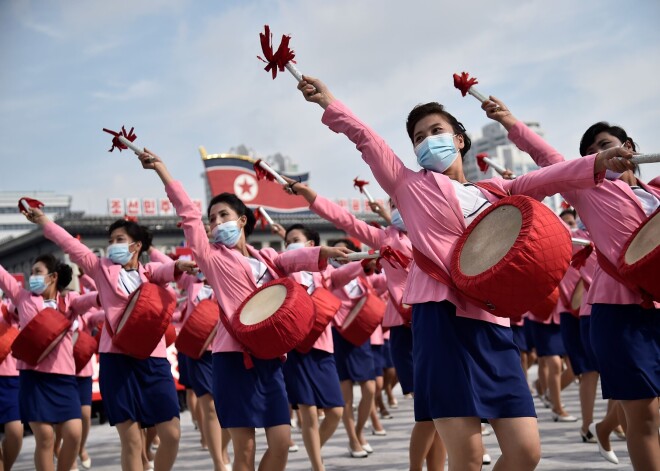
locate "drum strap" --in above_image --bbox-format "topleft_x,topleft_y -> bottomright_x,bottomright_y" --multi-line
594,248 -> 654,309
411,247 -> 495,312
473,181 -> 510,199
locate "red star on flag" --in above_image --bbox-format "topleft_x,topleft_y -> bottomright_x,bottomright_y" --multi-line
239,178 -> 253,196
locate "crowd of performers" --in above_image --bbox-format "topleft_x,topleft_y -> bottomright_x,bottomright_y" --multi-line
0,75 -> 658,471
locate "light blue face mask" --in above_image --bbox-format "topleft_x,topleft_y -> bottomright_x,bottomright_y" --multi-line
107,242 -> 136,265
286,242 -> 306,251
390,209 -> 407,232
414,133 -> 459,173
212,220 -> 242,247
29,274 -> 50,295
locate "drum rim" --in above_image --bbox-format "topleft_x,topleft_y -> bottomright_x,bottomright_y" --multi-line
343,294 -> 369,329
619,210 -> 659,267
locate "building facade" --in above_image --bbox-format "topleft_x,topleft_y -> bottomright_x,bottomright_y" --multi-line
0,191 -> 72,242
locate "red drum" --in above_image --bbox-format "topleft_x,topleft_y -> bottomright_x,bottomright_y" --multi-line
618,210 -> 659,301
296,287 -> 342,354
530,287 -> 559,321
339,292 -> 386,346
110,283 -> 176,359
450,195 -> 572,318
72,329 -> 99,374
175,299 -> 220,359
0,323 -> 19,364
11,308 -> 72,366
164,323 -> 177,347
232,278 -> 315,359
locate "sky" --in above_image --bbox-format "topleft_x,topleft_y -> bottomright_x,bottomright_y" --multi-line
1,0 -> 659,214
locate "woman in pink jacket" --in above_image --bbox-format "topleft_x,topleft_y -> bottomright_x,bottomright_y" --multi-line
133,149 -> 351,471
287,181 -> 446,470
293,75 -> 632,471
484,99 -> 658,469
0,255 -> 95,471
0,297 -> 22,471
22,212 -> 194,471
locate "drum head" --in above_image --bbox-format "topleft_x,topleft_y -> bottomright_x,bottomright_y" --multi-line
571,279 -> 584,311
344,296 -> 367,328
118,288 -> 141,333
460,204 -> 522,276
624,212 -> 659,265
37,331 -> 68,364
240,284 -> 287,326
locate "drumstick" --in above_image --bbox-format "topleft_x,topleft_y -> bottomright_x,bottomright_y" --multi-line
453,71 -> 488,103
631,153 -> 660,164
345,251 -> 380,261
477,154 -> 517,179
571,238 -> 592,247
256,160 -> 287,185
257,207 -> 275,226
20,199 -> 31,213
353,177 -> 376,203
118,135 -> 145,155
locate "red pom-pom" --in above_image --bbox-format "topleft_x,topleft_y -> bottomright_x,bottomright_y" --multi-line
253,159 -> 275,182
253,208 -> 268,229
257,25 -> 296,79
453,72 -> 479,97
353,177 -> 369,193
476,153 -> 489,172
18,197 -> 45,214
571,243 -> 594,270
102,126 -> 137,152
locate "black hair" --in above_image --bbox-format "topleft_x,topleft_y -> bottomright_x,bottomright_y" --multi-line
207,193 -> 256,237
406,102 -> 472,158
330,238 -> 359,252
34,254 -> 73,290
285,224 -> 320,246
559,208 -> 577,220
579,121 -> 638,156
108,219 -> 153,255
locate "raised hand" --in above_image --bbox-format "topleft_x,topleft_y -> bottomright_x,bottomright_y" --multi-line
482,96 -> 518,131
22,206 -> 50,226
297,75 -> 336,109
594,146 -> 635,174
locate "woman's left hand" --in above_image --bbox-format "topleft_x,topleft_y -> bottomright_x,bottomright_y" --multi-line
175,260 -> 199,275
319,246 -> 353,263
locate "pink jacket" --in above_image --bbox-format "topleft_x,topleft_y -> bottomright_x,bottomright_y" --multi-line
0,266 -> 98,375
0,300 -> 18,376
323,101 -> 603,325
508,122 -> 660,306
310,195 -> 411,327
76,307 -> 103,377
165,181 -> 328,353
42,222 -> 179,358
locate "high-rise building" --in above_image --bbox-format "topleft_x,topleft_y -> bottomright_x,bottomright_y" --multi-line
463,121 -> 563,213
0,192 -> 72,242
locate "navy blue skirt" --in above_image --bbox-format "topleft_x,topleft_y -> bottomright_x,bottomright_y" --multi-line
99,353 -> 180,428
371,345 -> 385,377
523,319 -> 536,350
283,349 -> 344,409
511,325 -> 529,353
559,313 -> 595,376
332,327 -> 375,383
590,304 -> 660,400
0,376 -> 20,424
189,351 -> 213,398
76,376 -> 93,407
528,320 -> 565,357
212,352 -> 290,428
19,370 -> 81,424
382,339 -> 395,369
580,316 -> 599,372
177,352 -> 192,389
389,326 -> 414,395
413,302 -> 535,421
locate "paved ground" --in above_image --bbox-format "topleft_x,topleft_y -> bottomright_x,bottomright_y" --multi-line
11,366 -> 632,470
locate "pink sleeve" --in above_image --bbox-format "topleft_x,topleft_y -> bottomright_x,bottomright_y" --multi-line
86,309 -> 106,326
368,272 -> 388,295
149,247 -> 172,264
0,264 -> 25,305
504,154 -> 603,200
80,274 -> 97,292
271,246 -> 326,275
146,261 -> 178,285
310,195 -> 385,249
507,121 -> 565,167
328,262 -> 364,289
69,292 -> 101,317
43,222 -> 101,277
321,100 -> 414,198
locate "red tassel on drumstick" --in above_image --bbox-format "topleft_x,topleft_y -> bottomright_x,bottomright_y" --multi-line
257,25 -> 303,82
18,197 -> 44,214
476,152 -> 516,179
253,207 -> 276,229
378,245 -> 411,270
253,159 -> 288,185
102,126 -> 143,154
353,177 -> 375,203
570,241 -> 594,269
453,71 -> 489,103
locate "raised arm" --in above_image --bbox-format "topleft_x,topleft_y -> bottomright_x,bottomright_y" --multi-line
0,264 -> 26,305
297,76 -> 411,196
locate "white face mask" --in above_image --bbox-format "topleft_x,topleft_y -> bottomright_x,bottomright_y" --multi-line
286,242 -> 307,251
605,143 -> 627,181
